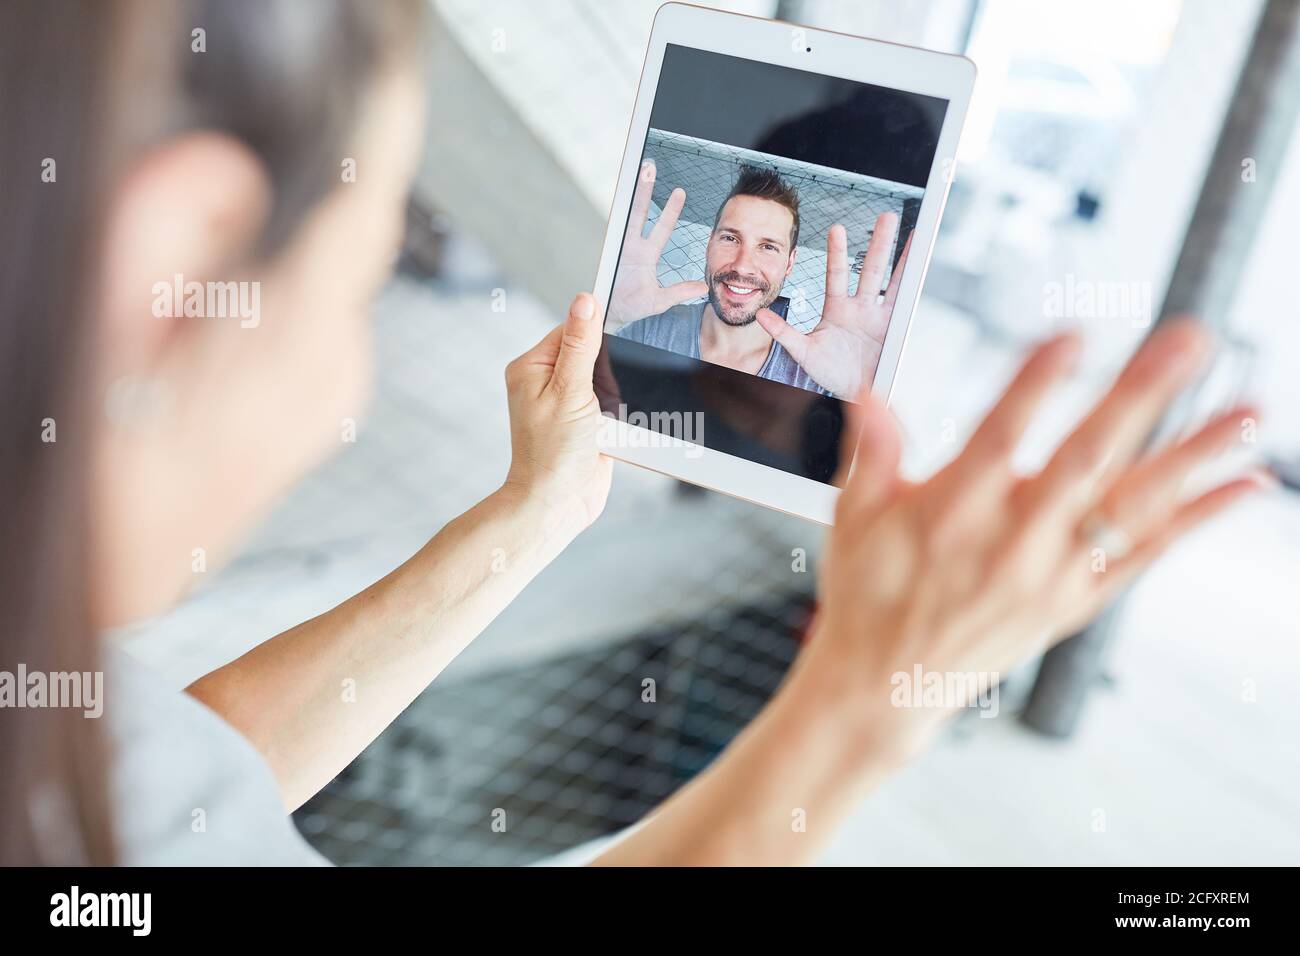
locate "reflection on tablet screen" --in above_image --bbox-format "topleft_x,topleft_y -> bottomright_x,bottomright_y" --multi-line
598,44 -> 948,485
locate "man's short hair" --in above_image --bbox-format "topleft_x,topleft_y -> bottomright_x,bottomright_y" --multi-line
714,165 -> 800,251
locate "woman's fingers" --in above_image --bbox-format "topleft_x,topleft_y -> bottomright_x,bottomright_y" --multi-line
830,392 -> 864,489
1104,473 -> 1269,590
834,388 -> 902,518
1097,404 -> 1259,542
938,332 -> 1080,501
837,330 -> 1078,520
856,212 -> 899,300
547,293 -> 601,404
1032,317 -> 1212,515
926,334 -> 1077,531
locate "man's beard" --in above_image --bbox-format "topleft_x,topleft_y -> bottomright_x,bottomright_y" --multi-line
707,270 -> 781,326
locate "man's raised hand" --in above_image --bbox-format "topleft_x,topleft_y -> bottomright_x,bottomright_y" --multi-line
607,160 -> 708,327
756,212 -> 909,398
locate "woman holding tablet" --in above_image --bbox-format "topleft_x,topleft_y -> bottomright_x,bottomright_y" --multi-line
0,0 -> 1264,866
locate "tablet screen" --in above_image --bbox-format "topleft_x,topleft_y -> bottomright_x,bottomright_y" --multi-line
597,43 -> 948,485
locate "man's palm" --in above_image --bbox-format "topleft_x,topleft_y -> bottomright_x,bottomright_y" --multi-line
608,161 -> 707,326
757,214 -> 909,398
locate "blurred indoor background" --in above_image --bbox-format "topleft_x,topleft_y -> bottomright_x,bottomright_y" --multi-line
119,0 -> 1300,865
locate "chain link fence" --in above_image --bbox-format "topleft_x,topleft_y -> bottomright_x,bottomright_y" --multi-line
296,582 -> 811,866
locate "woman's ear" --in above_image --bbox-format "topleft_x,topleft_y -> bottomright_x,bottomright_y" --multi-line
98,132 -> 271,378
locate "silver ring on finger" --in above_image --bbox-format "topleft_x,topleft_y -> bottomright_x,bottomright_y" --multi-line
1080,510 -> 1133,562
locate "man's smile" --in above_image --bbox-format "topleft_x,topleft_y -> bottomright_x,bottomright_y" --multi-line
713,271 -> 770,310
706,268 -> 779,327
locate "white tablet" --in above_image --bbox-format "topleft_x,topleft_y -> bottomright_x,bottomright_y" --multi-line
592,2 -> 975,524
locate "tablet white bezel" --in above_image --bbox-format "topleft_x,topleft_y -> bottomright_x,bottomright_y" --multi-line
592,1 -> 975,525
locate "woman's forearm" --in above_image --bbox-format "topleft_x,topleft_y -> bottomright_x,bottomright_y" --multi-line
187,485 -> 580,810
187,291 -> 611,814
591,650 -> 901,866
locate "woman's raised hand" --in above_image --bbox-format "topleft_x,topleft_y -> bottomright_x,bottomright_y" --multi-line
801,318 -> 1266,761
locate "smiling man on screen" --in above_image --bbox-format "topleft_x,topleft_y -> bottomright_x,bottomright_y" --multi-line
611,160 -> 910,400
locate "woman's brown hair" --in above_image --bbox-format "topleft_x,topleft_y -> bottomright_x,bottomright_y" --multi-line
0,0 -> 422,865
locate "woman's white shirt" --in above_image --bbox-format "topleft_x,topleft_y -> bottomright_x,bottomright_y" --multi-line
106,649 -> 329,866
